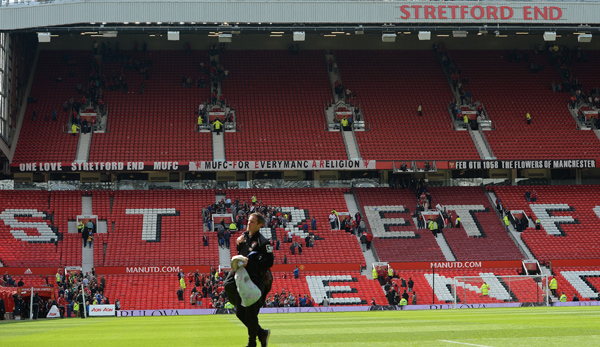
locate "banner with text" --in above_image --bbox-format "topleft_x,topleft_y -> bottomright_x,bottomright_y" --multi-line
390,260 -> 523,270
448,159 -> 596,170
89,305 -> 116,317
11,160 -> 377,172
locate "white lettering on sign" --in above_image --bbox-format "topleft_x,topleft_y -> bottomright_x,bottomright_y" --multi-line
0,209 -> 57,243
190,160 -> 375,171
424,273 -> 510,302
125,208 -> 178,242
443,205 -> 487,237
560,271 -> 600,299
125,266 -> 181,274
363,205 -> 415,238
530,204 -> 576,236
430,262 -> 482,269
306,275 -> 361,305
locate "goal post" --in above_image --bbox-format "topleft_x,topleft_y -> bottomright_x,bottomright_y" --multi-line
452,274 -> 549,308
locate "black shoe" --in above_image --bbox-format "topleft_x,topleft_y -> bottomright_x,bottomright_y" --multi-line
259,329 -> 270,347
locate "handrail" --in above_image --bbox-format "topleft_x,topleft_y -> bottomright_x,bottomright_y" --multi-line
350,125 -> 361,159
477,127 -> 496,159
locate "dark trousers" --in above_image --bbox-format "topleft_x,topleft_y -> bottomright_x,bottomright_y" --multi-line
32,304 -> 39,319
224,271 -> 267,346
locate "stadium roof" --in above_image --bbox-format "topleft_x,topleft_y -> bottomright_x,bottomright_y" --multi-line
0,0 -> 599,32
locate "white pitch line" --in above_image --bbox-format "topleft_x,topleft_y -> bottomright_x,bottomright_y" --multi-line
438,340 -> 493,347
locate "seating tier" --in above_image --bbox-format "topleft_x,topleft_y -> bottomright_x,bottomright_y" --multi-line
493,185 -> 600,263
220,50 -> 347,161
450,50 -> 600,160
335,50 -> 480,161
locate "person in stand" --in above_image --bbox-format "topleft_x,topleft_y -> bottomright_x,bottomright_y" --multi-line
82,226 -> 89,248
224,213 -> 273,347
0,296 -> 4,320
417,104 -> 423,116
481,282 -> 490,297
213,117 -> 224,135
559,292 -> 567,302
550,277 -> 558,297
526,112 -> 531,125
71,123 -> 80,136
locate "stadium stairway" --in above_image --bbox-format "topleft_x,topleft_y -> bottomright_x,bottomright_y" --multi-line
341,130 -> 361,160
486,190 -> 535,260
212,131 -> 225,161
216,193 -> 232,267
434,232 -> 456,261
74,132 -> 92,163
345,191 -> 375,276
324,53 -> 362,161
81,195 -> 94,274
468,129 -> 496,160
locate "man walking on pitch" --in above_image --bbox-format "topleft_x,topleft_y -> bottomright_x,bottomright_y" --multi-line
224,213 -> 274,347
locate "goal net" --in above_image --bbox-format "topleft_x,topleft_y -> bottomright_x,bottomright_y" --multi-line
452,274 -> 549,307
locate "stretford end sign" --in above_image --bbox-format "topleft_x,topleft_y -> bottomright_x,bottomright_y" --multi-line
397,4 -> 562,21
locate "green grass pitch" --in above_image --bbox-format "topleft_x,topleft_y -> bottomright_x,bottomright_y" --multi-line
2,307 -> 600,347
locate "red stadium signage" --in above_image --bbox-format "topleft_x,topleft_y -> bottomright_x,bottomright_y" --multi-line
390,260 -> 523,270
0,267 -> 60,275
95,266 -> 211,275
398,5 -> 562,21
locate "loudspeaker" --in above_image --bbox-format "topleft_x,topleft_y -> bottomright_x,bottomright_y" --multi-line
578,34 -> 592,43
219,33 -> 232,43
38,32 -> 51,43
543,32 -> 556,41
418,31 -> 431,41
167,31 -> 180,41
381,33 -> 396,42
293,32 -> 305,42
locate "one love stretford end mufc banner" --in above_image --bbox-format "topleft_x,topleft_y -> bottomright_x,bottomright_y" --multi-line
11,160 -> 377,172
10,159 -> 597,172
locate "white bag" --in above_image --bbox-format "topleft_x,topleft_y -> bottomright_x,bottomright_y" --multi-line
232,256 -> 261,307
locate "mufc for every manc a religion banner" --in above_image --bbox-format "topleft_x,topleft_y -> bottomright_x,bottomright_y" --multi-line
188,160 -> 377,171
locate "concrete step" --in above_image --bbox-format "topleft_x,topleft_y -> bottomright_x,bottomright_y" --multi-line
435,232 -> 456,261
74,132 -> 92,163
342,130 -> 361,160
212,131 -> 226,161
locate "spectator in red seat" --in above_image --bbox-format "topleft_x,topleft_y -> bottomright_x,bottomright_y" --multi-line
418,104 -> 423,116
329,212 -> 337,230
526,112 -> 531,125
531,190 -> 538,202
